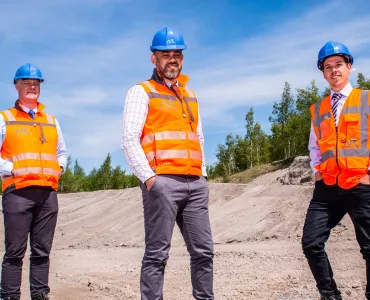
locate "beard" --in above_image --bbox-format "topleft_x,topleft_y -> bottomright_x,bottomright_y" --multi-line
158,63 -> 182,79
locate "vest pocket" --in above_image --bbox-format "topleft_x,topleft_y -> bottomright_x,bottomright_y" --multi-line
343,114 -> 360,143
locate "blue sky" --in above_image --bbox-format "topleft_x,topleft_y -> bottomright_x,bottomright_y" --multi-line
1,0 -> 370,173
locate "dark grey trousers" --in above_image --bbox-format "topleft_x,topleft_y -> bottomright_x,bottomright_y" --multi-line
1,187 -> 58,299
140,175 -> 214,300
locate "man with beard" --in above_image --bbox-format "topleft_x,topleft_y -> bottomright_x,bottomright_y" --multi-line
303,41 -> 370,300
121,27 -> 214,300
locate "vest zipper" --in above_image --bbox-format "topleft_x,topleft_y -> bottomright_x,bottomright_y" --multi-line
35,121 -> 44,177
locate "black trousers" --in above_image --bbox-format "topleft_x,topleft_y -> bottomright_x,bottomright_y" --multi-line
1,187 -> 58,299
302,180 -> 370,299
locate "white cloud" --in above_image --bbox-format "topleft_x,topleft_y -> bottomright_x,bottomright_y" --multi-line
2,0 -> 370,170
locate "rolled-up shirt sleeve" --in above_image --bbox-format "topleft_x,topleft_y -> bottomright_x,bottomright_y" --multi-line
121,85 -> 156,183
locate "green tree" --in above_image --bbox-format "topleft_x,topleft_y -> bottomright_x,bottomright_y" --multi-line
72,159 -> 86,192
357,73 -> 370,89
291,80 -> 322,155
95,153 -> 113,190
111,166 -> 126,189
58,155 -> 74,193
269,81 -> 295,159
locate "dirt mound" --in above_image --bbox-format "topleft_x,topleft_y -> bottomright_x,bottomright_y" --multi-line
0,158 -> 364,299
278,156 -> 314,185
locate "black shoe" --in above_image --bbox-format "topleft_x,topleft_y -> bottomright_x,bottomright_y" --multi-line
1,297 -> 19,300
31,293 -> 50,300
320,295 -> 342,300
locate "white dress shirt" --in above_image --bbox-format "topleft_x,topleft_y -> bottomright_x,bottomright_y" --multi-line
121,83 -> 207,183
0,104 -> 68,176
308,83 -> 353,173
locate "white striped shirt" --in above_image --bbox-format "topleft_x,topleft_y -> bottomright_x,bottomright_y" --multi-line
309,83 -> 352,173
121,84 -> 207,183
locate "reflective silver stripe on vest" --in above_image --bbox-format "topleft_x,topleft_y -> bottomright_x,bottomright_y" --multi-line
188,132 -> 199,141
3,110 -> 16,121
141,131 -> 199,145
322,150 -> 335,161
190,150 -> 202,160
183,87 -> 197,102
141,81 -> 177,100
341,90 -> 369,152
313,101 -> 331,140
339,148 -> 370,157
156,149 -> 188,159
342,106 -> 361,114
145,149 -> 202,161
183,97 -> 197,102
146,152 -> 155,161
45,114 -> 55,125
13,167 -> 58,177
8,153 -> 58,162
141,81 -> 156,93
43,168 -> 61,176
157,131 -> 186,140
148,93 -> 177,100
4,121 -> 56,128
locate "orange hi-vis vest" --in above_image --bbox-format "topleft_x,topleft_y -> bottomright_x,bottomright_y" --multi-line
311,88 -> 370,189
139,70 -> 202,176
0,102 -> 61,193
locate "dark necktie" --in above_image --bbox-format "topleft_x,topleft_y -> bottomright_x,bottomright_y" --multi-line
28,110 -> 35,119
331,93 -> 342,125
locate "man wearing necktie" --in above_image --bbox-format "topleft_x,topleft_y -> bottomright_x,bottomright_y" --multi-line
0,63 -> 68,300
302,42 -> 370,300
121,27 -> 214,299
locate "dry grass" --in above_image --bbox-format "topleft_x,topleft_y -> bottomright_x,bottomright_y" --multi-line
209,157 -> 295,184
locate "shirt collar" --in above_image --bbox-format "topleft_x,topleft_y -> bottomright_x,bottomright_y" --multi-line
164,80 -> 177,88
331,82 -> 353,98
19,103 -> 38,114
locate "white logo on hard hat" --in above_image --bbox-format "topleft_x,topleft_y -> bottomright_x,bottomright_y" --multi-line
167,39 -> 175,44
30,67 -> 37,76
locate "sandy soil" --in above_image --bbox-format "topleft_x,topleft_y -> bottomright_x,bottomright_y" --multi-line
0,159 -> 367,299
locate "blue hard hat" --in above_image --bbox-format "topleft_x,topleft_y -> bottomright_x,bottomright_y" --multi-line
317,41 -> 353,71
150,27 -> 187,52
13,63 -> 44,84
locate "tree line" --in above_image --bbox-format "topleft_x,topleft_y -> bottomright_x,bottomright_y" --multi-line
2,74 -> 369,192
58,153 -> 139,193
207,73 -> 370,180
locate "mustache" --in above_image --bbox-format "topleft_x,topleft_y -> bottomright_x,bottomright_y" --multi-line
166,62 -> 179,67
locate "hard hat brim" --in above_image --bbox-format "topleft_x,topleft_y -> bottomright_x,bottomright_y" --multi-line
317,54 -> 354,71
13,77 -> 44,84
150,45 -> 187,52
